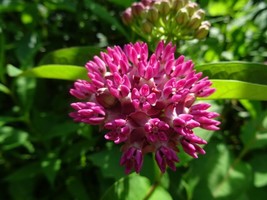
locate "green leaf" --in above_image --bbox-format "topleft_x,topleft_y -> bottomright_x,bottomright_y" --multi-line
0,83 -> 11,95
249,153 -> 267,187
20,65 -> 88,80
203,80 -> 267,100
0,126 -> 32,151
66,176 -> 91,200
89,147 -> 125,180
7,64 -> 23,77
15,33 -> 41,69
187,142 -> 253,200
5,162 -> 40,181
41,153 -> 62,185
39,46 -> 102,66
84,0 -> 129,39
101,174 -> 172,200
195,62 -> 267,85
107,0 -> 134,7
0,28 -> 5,81
241,111 -> 267,151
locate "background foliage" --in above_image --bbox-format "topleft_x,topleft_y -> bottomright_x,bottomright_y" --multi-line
0,0 -> 267,199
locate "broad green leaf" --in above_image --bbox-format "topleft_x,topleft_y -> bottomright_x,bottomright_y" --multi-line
195,62 -> 267,85
249,153 -> 267,187
101,174 -> 172,200
20,65 -> 88,80
39,46 -> 102,66
41,153 -> 62,185
204,80 -> 267,100
66,176 -> 91,200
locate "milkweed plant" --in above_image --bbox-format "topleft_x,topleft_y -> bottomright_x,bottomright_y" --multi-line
1,0 -> 267,199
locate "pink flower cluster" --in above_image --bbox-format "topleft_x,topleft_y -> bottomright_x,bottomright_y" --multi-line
69,41 -> 220,174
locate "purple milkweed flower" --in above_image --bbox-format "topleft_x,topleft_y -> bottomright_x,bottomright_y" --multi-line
69,41 -> 220,174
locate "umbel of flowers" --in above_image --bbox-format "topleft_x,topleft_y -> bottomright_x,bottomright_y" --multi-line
122,0 -> 211,42
69,41 -> 220,174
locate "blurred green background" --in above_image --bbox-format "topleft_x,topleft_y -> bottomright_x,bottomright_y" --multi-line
0,0 -> 267,199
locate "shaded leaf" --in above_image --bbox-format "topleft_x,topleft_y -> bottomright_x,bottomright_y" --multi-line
89,147 -> 125,180
84,0 -> 129,39
0,126 -> 32,151
241,111 -> 267,151
249,153 -> 267,187
196,62 -> 267,85
5,162 -> 40,181
41,153 -> 61,185
39,46 -> 102,66
66,176 -> 91,200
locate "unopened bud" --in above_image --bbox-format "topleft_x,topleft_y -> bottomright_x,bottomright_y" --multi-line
141,0 -> 154,6
158,0 -> 171,15
147,7 -> 159,23
131,2 -> 145,17
194,9 -> 205,21
141,20 -> 153,33
186,2 -> 199,16
187,15 -> 201,29
195,23 -> 210,39
122,8 -> 133,25
176,8 -> 189,25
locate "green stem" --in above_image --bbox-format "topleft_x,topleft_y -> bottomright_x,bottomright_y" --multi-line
143,173 -> 163,200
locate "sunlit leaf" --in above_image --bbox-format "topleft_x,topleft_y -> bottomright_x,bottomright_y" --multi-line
20,65 -> 88,80
101,174 -> 172,200
7,64 -> 22,77
203,80 -> 267,100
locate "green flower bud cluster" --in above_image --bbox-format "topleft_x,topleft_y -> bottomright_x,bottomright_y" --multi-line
122,0 -> 211,43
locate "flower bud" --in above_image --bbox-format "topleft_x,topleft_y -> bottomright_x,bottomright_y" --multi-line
172,0 -> 188,11
141,20 -> 153,33
186,2 -> 199,16
131,2 -> 145,17
147,7 -> 159,23
176,8 -> 189,25
194,9 -> 205,21
122,8 -> 133,25
187,15 -> 201,29
158,0 -> 171,15
195,21 -> 211,39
